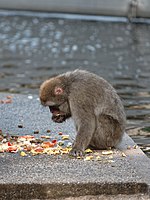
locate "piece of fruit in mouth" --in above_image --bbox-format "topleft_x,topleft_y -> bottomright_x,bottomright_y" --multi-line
49,106 -> 66,122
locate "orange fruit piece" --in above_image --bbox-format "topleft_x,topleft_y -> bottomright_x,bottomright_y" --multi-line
34,147 -> 44,153
42,141 -> 55,148
6,146 -> 18,153
19,135 -> 34,140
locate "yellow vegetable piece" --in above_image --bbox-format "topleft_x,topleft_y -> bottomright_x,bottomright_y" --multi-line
84,156 -> 94,161
133,145 -> 138,149
108,155 -> 113,159
61,135 -> 69,140
102,150 -> 113,155
41,135 -> 51,139
61,148 -> 70,154
107,160 -> 115,163
121,152 -> 127,157
96,156 -> 102,160
85,148 -> 93,153
20,151 -> 27,157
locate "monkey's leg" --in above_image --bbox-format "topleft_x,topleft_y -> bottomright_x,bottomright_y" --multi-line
69,115 -> 96,157
89,115 -> 123,149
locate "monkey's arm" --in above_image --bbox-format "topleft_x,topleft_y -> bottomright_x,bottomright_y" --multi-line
69,104 -> 96,157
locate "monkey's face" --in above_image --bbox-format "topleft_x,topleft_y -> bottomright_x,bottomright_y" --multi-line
40,78 -> 67,107
49,105 -> 71,123
40,77 -> 71,123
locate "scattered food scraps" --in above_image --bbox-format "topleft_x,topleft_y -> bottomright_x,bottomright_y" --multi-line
41,135 -> 51,139
121,152 -> 127,157
0,129 -> 128,162
41,141 -> 56,148
61,135 -> 69,140
58,141 -> 64,146
33,130 -> 39,134
102,150 -> 113,155
6,146 -> 18,153
20,151 -> 27,157
18,124 -> 23,128
0,130 -> 72,157
84,148 -> 93,153
52,139 -> 57,144
0,96 -> 13,104
19,135 -> 35,140
6,96 -> 13,99
5,99 -> 12,104
133,145 -> 138,149
105,160 -> 115,163
84,156 -> 94,161
96,156 -> 101,161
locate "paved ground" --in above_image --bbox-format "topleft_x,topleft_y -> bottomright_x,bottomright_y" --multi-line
0,93 -> 150,199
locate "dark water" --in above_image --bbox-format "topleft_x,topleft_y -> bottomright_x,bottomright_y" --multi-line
0,12 -> 150,154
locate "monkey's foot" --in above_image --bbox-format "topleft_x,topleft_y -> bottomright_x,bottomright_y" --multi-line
69,148 -> 85,157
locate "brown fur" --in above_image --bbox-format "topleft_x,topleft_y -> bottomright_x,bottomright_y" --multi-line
39,69 -> 126,157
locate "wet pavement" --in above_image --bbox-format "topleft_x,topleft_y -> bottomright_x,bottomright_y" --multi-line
0,11 -> 150,147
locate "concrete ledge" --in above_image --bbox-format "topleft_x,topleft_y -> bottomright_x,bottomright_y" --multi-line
0,93 -> 150,199
0,0 -> 129,16
0,0 -> 150,17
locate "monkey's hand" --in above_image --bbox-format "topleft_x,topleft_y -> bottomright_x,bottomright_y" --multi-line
52,114 -> 66,123
69,148 -> 85,157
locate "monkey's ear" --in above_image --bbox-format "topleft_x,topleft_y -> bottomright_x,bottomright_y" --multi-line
54,87 -> 63,95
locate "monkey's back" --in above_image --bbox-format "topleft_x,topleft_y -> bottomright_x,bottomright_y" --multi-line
63,69 -> 126,129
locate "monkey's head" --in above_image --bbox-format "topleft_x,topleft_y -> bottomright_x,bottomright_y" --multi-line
39,77 -> 70,123
40,77 -> 68,106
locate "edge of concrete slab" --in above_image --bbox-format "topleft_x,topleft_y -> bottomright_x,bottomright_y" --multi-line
0,93 -> 150,199
0,182 -> 149,200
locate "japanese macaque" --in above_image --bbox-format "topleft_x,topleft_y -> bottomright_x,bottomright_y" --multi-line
39,69 -> 126,157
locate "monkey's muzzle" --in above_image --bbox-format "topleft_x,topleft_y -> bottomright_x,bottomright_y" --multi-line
49,106 -> 66,123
